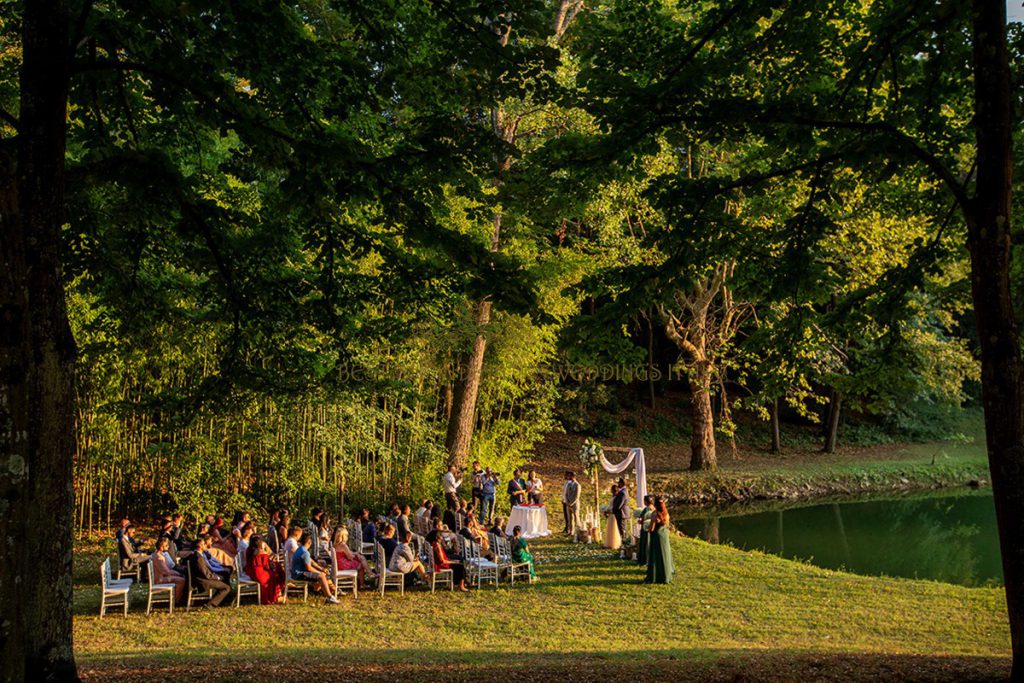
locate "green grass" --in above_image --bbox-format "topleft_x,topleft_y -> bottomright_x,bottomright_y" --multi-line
654,438 -> 992,506
73,525 -> 1010,681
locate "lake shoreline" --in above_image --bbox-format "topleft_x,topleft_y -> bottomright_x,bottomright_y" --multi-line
652,453 -> 990,509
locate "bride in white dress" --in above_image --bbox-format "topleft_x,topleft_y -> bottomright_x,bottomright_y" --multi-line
603,484 -> 622,550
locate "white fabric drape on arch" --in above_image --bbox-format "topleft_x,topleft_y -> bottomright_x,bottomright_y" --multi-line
598,447 -> 647,510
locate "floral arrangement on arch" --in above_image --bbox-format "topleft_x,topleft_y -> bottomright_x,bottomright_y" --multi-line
578,438 -> 603,476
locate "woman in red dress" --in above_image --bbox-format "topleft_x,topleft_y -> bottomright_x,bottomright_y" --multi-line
245,536 -> 284,604
428,530 -> 468,591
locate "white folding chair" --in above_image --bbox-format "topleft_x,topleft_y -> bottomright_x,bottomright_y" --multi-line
349,520 -> 374,558
329,549 -> 359,599
499,536 -> 533,584
234,552 -> 261,606
100,558 -> 132,618
424,543 -> 453,593
184,562 -> 215,611
283,549 -> 309,603
464,539 -> 499,588
375,542 -> 404,596
145,560 -> 176,615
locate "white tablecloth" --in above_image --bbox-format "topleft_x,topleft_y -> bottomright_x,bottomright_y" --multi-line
505,505 -> 550,539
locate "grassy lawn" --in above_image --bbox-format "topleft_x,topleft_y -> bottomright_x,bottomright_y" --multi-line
74,527 -> 1011,682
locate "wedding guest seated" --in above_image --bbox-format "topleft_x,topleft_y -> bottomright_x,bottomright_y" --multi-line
151,536 -> 187,605
187,535 -> 232,608
378,523 -> 398,565
511,526 -> 537,579
198,533 -> 233,583
245,536 -> 284,604
427,530 -> 468,592
283,525 -> 302,566
236,522 -> 256,557
115,517 -> 131,542
489,517 -> 507,539
232,511 -> 252,534
360,509 -> 377,546
396,504 -> 412,540
315,512 -> 333,556
291,532 -> 339,604
442,506 -> 458,533
275,513 -> 292,552
169,512 -> 191,545
414,499 -> 428,519
389,530 -> 428,585
461,509 -> 492,556
331,526 -> 372,588
118,524 -> 150,574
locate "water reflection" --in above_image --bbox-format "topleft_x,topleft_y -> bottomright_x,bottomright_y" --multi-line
674,490 -> 1001,587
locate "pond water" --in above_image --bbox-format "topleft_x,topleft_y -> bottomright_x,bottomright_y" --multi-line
674,489 -> 1002,587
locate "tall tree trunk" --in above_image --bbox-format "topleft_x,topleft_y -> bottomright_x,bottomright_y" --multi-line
822,391 -> 841,454
968,1 -> 1024,675
646,314 -> 656,409
688,365 -> 717,471
0,0 -> 78,680
444,299 -> 491,470
770,398 -> 782,454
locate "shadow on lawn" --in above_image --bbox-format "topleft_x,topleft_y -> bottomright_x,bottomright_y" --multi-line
78,648 -> 1010,683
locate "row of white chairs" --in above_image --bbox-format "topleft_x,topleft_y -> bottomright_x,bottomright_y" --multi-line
100,528 -> 535,617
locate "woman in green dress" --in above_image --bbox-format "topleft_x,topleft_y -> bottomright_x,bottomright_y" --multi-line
644,497 -> 674,584
511,525 -> 536,578
636,495 -> 654,566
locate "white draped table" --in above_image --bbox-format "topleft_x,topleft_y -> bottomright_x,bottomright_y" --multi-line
505,505 -> 550,539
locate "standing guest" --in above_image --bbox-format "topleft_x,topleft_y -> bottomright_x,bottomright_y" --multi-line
443,465 -> 463,510
151,536 -> 187,605
427,530 -> 468,592
507,469 -> 527,510
331,526 -> 372,588
118,524 -> 150,574
644,498 -> 674,585
245,536 -> 284,604
292,532 -> 339,603
510,526 -> 536,579
470,460 -> 485,511
636,496 -> 654,566
378,523 -> 399,566
389,530 -> 429,584
396,505 -> 412,540
526,470 -> 544,504
187,535 -> 232,607
481,469 -> 497,524
562,471 -> 581,536
612,478 -> 630,540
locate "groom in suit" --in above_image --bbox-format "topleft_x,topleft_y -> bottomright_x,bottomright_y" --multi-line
562,471 -> 581,535
611,478 -> 629,539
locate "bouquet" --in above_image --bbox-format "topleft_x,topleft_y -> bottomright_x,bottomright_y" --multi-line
578,438 -> 603,476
